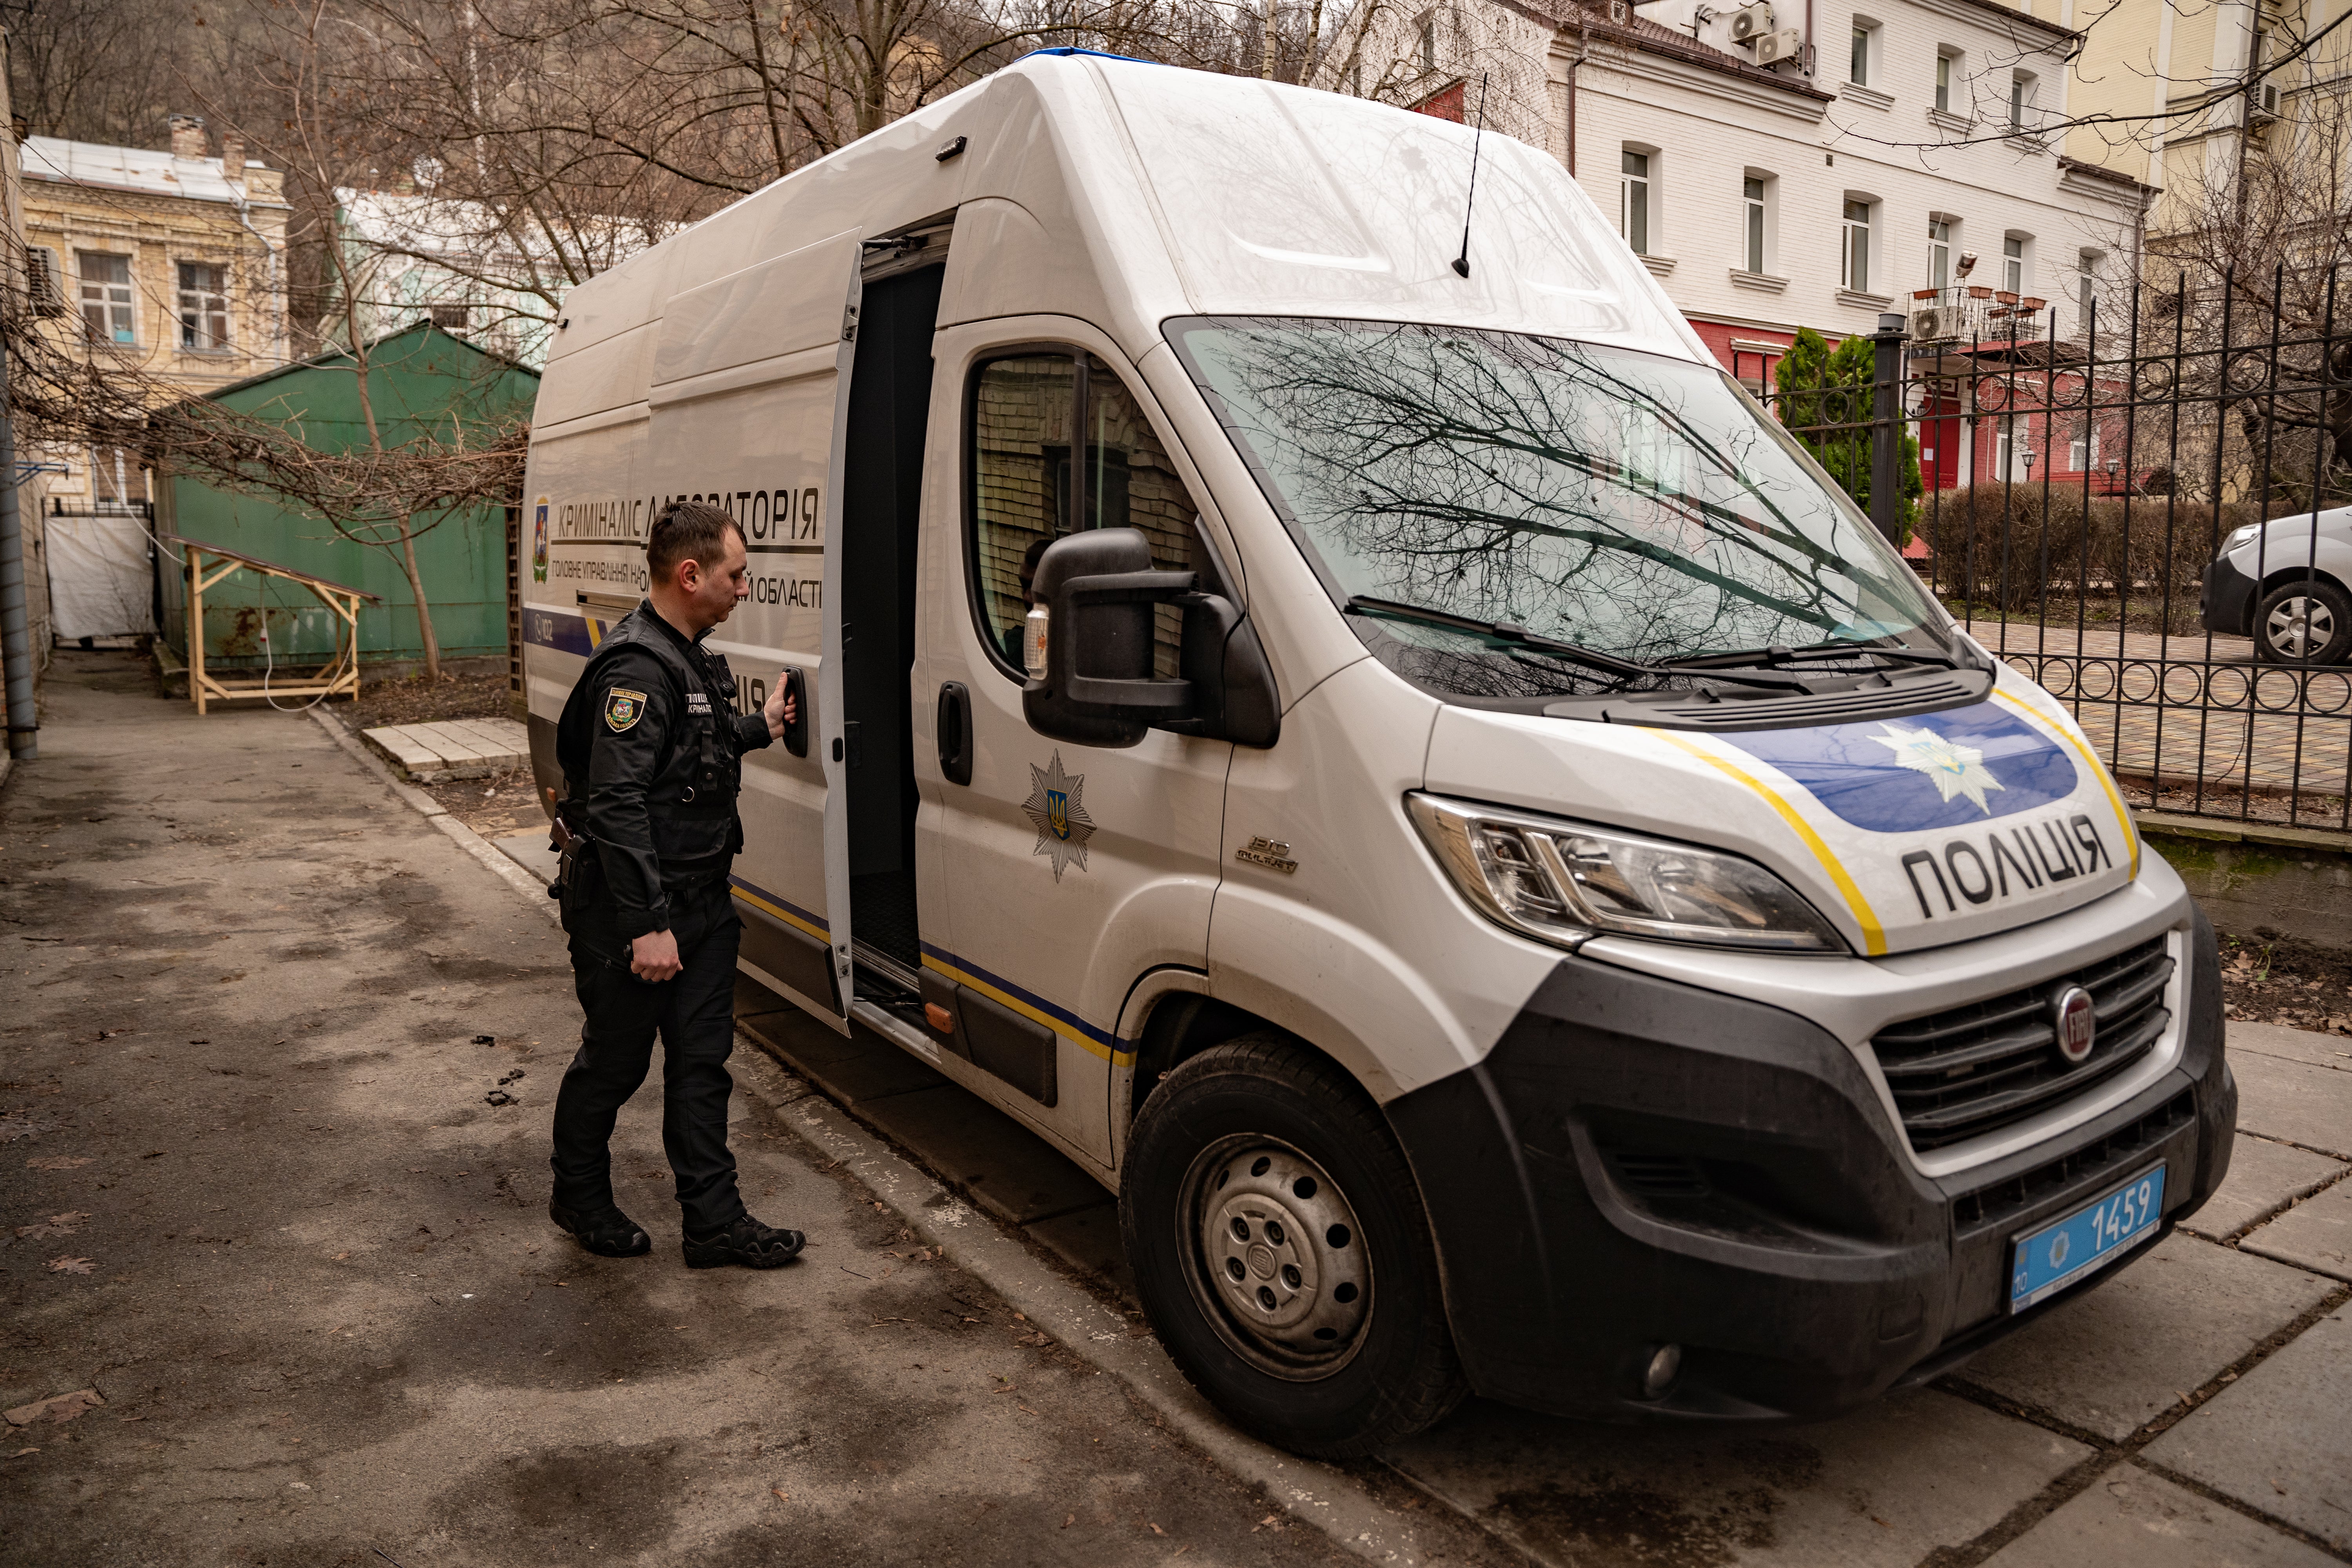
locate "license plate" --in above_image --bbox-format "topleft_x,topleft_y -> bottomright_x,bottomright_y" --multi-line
2009,1163 -> 2166,1312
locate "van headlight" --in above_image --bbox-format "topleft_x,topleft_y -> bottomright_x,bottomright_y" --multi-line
1407,793 -> 1846,953
2221,523 -> 2263,554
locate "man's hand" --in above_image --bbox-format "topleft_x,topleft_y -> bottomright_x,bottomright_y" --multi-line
762,671 -> 799,742
630,928 -> 683,982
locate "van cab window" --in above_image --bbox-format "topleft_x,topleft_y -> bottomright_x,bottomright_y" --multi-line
1167,316 -> 1947,702
969,352 -> 1205,679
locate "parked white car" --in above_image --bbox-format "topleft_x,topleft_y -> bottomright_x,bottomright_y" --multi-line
2201,506 -> 2352,664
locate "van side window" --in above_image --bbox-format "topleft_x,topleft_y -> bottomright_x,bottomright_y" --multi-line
968,352 -> 1207,679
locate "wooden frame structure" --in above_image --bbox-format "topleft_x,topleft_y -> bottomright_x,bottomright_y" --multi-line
164,533 -> 381,714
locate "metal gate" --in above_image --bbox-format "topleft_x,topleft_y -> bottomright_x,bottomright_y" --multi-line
1752,269 -> 2352,831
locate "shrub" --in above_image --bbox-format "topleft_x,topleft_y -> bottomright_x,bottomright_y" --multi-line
1916,484 -> 2257,613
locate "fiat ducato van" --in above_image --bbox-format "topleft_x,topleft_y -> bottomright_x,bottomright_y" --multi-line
518,50 -> 2234,1456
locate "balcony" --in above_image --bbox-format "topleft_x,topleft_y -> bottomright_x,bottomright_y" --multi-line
1906,286 -> 2054,375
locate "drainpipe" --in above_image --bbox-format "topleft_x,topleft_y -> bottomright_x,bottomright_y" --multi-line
0,338 -> 34,759
1565,5 -> 1592,176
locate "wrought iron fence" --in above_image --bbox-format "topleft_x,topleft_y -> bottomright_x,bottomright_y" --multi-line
1741,268 -> 2352,832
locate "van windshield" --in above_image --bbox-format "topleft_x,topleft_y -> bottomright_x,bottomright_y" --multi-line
1167,317 -> 1947,697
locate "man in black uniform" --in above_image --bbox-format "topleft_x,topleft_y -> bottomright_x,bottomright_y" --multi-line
548,501 -> 805,1268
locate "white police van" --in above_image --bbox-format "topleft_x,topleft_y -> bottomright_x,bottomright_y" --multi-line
518,51 -> 2234,1457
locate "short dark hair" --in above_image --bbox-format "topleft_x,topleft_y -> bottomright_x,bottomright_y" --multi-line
646,502 -> 744,581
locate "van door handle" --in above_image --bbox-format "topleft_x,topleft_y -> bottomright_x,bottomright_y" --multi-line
781,668 -> 809,758
936,682 -> 972,786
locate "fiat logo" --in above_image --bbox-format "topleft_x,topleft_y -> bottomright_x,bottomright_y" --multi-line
2053,985 -> 2098,1066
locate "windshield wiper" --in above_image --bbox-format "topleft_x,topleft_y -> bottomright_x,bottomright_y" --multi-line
1667,639 -> 1967,674
1344,597 -> 1808,690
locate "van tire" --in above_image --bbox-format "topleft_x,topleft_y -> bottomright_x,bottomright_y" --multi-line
1120,1033 -> 1468,1458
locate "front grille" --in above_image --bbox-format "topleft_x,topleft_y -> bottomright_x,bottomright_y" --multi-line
1871,936 -> 2174,1152
1951,1089 -> 2195,1233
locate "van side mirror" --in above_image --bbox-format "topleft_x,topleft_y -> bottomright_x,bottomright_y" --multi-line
1021,528 -> 1282,750
1162,592 -> 1281,748
1023,528 -> 1194,748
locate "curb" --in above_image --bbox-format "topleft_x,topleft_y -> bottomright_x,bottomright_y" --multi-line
309,709 -> 558,925
311,700 -> 1448,1564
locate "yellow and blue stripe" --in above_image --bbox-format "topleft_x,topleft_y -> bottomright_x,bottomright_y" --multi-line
523,608 -> 613,657
726,871 -> 1132,1065
728,873 -> 830,945
921,942 -> 1135,1067
1642,728 -> 1889,957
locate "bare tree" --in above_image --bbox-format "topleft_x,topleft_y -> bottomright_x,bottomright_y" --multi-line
3,0 -> 226,145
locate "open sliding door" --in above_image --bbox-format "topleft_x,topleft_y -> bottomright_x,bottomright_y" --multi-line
643,228 -> 867,1031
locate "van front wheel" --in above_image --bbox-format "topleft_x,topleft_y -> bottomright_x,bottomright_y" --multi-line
1120,1034 -> 1467,1458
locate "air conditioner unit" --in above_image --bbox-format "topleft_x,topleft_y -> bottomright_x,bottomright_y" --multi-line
1753,26 -> 1802,64
2252,81 -> 2282,121
1910,308 -> 1953,343
1728,2 -> 1775,42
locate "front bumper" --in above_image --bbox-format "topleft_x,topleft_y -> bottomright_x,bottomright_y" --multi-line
2201,555 -> 2259,637
1384,908 -> 2234,1422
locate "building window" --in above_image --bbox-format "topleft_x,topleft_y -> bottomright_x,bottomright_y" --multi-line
2003,235 -> 2025,295
1743,176 -> 1767,273
27,246 -> 64,317
429,304 -> 471,329
2078,249 -> 2103,335
1418,12 -> 1437,73
177,261 -> 229,350
2069,429 -> 2102,471
1851,24 -> 1869,85
1927,218 -> 1952,290
91,446 -> 147,508
1842,200 -> 1873,293
1622,149 -> 1651,255
78,251 -> 136,345
1935,52 -> 1956,113
2010,72 -> 2034,129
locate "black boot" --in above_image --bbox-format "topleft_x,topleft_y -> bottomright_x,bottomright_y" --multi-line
549,1200 -> 652,1258
682,1215 -> 805,1269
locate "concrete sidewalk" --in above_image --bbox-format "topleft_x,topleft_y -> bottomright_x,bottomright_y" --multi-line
0,653 -> 1475,1568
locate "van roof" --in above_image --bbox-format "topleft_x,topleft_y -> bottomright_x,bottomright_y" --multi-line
544,54 -> 1704,394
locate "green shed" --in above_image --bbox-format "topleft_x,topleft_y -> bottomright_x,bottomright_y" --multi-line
156,322 -> 539,675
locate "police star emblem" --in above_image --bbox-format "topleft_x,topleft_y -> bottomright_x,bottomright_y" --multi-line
1021,751 -> 1096,881
1870,721 -> 2005,813
604,686 -> 647,732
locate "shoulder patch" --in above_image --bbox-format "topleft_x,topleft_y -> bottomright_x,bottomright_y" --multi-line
604,687 -> 649,732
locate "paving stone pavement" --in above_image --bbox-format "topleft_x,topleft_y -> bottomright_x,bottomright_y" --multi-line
730,976 -> 2352,1568
1979,1466 -> 2343,1568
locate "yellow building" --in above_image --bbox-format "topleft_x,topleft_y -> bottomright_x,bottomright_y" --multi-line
2059,0 -> 2304,228
18,114 -> 292,511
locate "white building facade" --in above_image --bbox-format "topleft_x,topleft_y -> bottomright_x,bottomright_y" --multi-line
327,189 -> 669,370
1333,0 -> 2153,426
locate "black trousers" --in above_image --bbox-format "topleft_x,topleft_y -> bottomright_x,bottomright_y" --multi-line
550,874 -> 746,1233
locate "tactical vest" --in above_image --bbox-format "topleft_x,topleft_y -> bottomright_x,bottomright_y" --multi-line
557,608 -> 746,872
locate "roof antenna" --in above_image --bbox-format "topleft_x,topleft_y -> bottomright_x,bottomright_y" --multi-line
1451,72 -> 1491,278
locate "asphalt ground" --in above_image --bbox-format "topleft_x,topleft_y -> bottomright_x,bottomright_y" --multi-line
0,652 -> 1466,1568
8,649 -> 2350,1568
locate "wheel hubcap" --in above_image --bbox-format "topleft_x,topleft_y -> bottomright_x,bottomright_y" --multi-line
1180,1137 -> 1371,1379
2267,595 -> 2333,659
